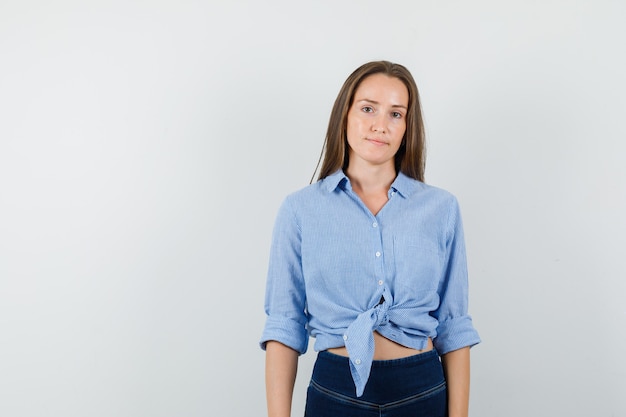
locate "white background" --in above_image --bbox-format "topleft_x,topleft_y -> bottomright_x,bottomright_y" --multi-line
1,1 -> 625,416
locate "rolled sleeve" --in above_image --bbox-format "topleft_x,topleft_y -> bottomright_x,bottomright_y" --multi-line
259,196 -> 309,355
434,315 -> 480,354
260,315 -> 308,354
432,197 -> 481,354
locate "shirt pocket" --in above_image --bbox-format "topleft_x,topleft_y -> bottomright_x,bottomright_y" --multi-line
393,236 -> 442,292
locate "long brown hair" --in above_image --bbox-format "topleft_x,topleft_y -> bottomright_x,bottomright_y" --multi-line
312,60 -> 426,183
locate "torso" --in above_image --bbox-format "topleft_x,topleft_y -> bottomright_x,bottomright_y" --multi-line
327,332 -> 433,360
326,170 -> 434,360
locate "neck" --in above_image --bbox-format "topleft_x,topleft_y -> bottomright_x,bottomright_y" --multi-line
345,161 -> 397,194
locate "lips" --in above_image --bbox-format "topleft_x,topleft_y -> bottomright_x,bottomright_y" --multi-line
366,138 -> 388,146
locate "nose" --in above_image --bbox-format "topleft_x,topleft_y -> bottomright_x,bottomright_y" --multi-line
371,114 -> 386,133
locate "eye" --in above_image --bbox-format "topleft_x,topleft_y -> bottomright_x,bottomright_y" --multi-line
361,106 -> 374,113
392,111 -> 403,119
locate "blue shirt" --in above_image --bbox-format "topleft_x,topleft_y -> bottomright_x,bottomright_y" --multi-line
260,170 -> 480,397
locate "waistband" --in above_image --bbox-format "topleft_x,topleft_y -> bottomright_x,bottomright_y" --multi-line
319,349 -> 439,368
312,349 -> 444,403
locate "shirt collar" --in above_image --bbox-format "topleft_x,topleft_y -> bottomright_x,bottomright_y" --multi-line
322,169 -> 420,198
390,171 -> 420,198
322,170 -> 349,192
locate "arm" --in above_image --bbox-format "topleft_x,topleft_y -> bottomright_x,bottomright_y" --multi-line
261,197 -> 309,415
434,197 -> 479,416
441,346 -> 470,417
265,341 -> 299,417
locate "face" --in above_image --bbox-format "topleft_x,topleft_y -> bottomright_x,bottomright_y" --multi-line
346,73 -> 409,171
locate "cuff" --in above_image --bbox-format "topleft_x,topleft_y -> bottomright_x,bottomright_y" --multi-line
259,315 -> 308,354
433,315 -> 481,355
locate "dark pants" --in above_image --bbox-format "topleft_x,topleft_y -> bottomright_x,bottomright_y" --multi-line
305,350 -> 447,417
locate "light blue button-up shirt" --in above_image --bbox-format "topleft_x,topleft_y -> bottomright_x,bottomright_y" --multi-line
260,170 -> 480,397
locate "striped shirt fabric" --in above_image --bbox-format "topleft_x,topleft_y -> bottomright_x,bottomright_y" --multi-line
260,169 -> 480,397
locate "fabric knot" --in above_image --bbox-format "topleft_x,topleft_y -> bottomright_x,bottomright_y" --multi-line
343,290 -> 393,397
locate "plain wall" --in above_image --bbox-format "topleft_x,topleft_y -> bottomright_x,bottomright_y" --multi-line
1,1 -> 625,416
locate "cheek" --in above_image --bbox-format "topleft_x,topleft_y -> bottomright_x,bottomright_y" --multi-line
346,115 -> 363,142
396,119 -> 407,132
345,122 -> 355,146
395,123 -> 407,140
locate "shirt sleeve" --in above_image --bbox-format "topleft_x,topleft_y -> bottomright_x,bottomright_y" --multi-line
259,196 -> 309,354
431,196 -> 481,355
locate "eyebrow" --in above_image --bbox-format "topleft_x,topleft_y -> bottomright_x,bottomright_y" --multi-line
356,98 -> 407,110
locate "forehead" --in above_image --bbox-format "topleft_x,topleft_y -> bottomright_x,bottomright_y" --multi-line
353,73 -> 409,104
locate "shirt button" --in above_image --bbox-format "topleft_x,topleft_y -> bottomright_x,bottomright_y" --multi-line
375,251 -> 381,257
355,359 -> 361,365
343,335 -> 348,341
378,280 -> 383,285
372,222 -> 378,228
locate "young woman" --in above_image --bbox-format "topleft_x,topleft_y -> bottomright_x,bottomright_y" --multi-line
260,61 -> 480,417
